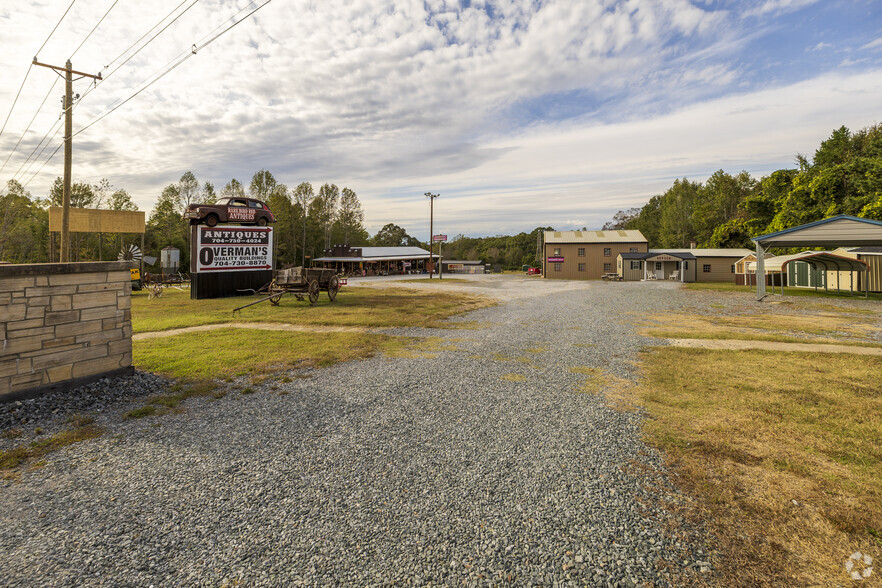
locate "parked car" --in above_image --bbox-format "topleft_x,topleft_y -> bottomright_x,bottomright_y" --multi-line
184,197 -> 276,227
526,267 -> 541,275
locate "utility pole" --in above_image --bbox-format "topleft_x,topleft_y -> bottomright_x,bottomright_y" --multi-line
32,58 -> 101,262
425,192 -> 439,279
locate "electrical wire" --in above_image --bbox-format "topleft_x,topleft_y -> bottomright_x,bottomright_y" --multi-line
73,0 -> 273,139
15,119 -> 64,184
0,77 -> 60,177
0,0 -> 77,184
38,0 -> 78,56
70,0 -> 120,59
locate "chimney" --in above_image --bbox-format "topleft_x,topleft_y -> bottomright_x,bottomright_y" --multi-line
689,241 -> 697,249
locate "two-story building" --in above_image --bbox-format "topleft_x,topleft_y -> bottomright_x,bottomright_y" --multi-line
543,230 -> 648,279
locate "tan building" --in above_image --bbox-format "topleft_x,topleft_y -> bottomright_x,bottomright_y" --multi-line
544,230 -> 648,279
828,247 -> 882,292
616,247 -> 753,282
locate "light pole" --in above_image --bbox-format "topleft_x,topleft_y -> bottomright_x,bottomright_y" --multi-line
425,192 -> 439,278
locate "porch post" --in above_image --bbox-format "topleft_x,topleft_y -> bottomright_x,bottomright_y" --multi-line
755,241 -> 766,301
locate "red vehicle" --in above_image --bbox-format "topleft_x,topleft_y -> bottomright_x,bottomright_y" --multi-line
527,267 -> 542,275
184,197 -> 276,227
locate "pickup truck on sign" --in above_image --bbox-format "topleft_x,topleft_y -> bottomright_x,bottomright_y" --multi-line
184,197 -> 276,227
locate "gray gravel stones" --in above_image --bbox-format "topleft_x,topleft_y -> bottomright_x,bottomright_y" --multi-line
0,279 -> 717,586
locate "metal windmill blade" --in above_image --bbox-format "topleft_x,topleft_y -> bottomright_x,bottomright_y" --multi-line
117,244 -> 142,262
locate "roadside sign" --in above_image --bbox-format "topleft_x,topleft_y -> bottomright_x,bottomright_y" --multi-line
433,234 -> 447,242
195,226 -> 273,272
547,256 -> 564,262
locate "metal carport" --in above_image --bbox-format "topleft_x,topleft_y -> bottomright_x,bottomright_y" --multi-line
751,215 -> 882,300
747,251 -> 869,297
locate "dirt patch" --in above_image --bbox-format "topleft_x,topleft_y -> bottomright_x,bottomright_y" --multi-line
666,338 -> 882,356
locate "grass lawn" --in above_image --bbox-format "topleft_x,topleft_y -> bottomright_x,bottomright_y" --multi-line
133,328 -> 406,380
685,281 -> 882,301
131,285 -> 493,333
636,344 -> 882,585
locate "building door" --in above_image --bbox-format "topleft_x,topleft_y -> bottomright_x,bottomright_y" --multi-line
655,261 -> 664,280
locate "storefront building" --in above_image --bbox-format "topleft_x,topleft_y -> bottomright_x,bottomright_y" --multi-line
543,230 -> 648,279
314,245 -> 439,276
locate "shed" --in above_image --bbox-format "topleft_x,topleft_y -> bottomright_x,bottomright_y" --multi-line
751,215 -> 882,299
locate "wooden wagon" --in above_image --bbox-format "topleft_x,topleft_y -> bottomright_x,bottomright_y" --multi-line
269,267 -> 341,305
232,266 -> 342,314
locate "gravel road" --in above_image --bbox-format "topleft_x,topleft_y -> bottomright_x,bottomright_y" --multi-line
0,277 -> 725,587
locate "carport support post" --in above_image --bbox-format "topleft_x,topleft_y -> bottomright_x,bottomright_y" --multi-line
755,241 -> 766,300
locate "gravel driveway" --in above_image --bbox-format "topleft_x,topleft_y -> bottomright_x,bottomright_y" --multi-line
1,277 -> 715,587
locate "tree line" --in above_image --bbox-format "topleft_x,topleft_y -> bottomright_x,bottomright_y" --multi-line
603,124 -> 882,249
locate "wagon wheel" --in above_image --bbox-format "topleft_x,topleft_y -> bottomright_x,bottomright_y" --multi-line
269,290 -> 284,306
307,280 -> 320,305
327,276 -> 339,301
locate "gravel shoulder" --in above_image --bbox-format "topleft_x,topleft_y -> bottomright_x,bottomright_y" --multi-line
2,278 -> 719,587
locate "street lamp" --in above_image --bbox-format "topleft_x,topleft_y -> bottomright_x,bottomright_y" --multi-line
425,192 -> 439,279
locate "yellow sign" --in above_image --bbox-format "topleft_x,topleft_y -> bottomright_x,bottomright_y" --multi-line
49,207 -> 145,234
130,268 -> 141,281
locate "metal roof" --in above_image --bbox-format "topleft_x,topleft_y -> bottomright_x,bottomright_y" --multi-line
748,251 -> 868,273
544,230 -> 647,243
314,254 -> 438,263
619,251 -> 695,260
650,248 -> 754,258
442,259 -> 484,264
849,246 -> 882,255
359,247 -> 432,258
752,215 -> 882,247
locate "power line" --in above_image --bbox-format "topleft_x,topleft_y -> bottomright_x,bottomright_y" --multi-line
0,0 -> 77,180
0,77 -> 60,177
70,0 -> 120,59
16,119 -> 64,185
38,0 -> 79,56
74,0 -> 273,139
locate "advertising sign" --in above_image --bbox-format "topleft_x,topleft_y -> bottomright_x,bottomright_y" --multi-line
447,263 -> 463,271
433,234 -> 447,242
227,205 -> 257,223
547,256 -> 565,263
195,226 -> 272,272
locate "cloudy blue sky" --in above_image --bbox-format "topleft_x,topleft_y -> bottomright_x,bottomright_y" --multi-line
1,0 -> 880,238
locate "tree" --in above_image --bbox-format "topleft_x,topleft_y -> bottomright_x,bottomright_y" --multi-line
178,171 -> 200,209
47,177 -> 95,208
201,182 -> 216,205
0,180 -> 46,263
316,183 -> 340,249
249,170 -> 277,201
220,179 -> 245,199
337,187 -> 365,244
372,223 -> 416,247
602,208 -> 640,230
292,182 -> 314,266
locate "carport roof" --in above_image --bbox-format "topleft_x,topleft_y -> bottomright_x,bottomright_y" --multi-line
748,251 -> 868,273
752,215 -> 882,248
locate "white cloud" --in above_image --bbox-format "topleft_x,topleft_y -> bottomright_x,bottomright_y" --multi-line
742,0 -> 820,19
861,37 -> 882,51
0,0 -> 878,238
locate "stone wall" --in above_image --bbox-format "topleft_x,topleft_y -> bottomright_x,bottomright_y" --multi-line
0,262 -> 134,401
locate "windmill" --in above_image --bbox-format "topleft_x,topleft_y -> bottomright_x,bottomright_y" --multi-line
117,244 -> 142,262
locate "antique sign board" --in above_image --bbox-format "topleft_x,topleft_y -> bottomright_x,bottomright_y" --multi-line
190,225 -> 274,299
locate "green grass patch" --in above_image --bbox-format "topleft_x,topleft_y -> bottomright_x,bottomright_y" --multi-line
0,424 -> 103,471
131,286 -> 493,333
394,278 -> 472,284
134,328 -> 408,380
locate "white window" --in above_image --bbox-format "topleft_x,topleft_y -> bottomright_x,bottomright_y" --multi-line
630,261 -> 641,270
578,263 -> 586,271
603,248 -> 611,257
655,262 -> 662,270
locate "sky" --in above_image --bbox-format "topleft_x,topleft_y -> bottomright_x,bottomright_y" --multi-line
0,0 -> 880,239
